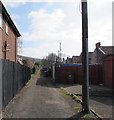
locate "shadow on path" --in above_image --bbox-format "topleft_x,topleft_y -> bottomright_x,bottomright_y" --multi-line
66,111 -> 99,120
36,74 -> 56,88
36,73 -> 81,89
66,112 -> 85,119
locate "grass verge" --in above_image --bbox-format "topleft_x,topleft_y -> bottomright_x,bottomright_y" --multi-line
61,88 -> 103,119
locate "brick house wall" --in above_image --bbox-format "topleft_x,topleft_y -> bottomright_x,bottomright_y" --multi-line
1,18 -> 18,62
0,27 -> 2,58
0,1 -> 21,62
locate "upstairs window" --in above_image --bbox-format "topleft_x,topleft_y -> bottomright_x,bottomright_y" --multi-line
0,13 -> 2,28
6,22 -> 8,35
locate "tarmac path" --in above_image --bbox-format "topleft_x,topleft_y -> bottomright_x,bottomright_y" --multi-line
2,74 -> 76,118
61,84 -> 113,119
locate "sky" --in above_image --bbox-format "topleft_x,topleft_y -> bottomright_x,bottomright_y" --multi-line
2,0 -> 112,59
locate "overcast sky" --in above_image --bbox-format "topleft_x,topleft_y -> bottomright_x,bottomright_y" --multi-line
2,0 -> 112,58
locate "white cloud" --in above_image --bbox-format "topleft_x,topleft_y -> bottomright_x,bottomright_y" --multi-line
21,8 -> 82,58
2,0 -> 76,3
21,47 -> 46,58
21,34 -> 82,58
11,14 -> 20,20
2,0 -> 111,58
89,0 -> 113,6
22,9 -> 67,42
20,1 -> 112,58
2,0 -> 113,8
2,0 -> 77,8
88,19 -> 112,51
28,9 -> 66,33
2,0 -> 28,7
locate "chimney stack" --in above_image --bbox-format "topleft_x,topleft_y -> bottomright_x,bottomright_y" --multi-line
96,42 -> 101,48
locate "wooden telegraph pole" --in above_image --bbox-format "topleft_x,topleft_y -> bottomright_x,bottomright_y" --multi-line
60,42 -> 62,63
81,0 -> 90,113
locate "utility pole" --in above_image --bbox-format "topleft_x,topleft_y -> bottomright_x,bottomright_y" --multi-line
58,50 -> 60,63
81,0 -> 90,113
60,42 -> 62,63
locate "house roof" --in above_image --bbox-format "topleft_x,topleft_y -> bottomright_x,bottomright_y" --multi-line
88,52 -> 93,57
72,56 -> 80,63
79,52 -> 93,57
103,54 -> 114,60
100,46 -> 114,55
0,1 -> 21,37
72,56 -> 80,60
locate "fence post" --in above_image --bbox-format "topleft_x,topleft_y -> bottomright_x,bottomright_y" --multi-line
0,59 -> 2,113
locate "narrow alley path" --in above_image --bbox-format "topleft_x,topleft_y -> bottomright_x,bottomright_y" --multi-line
2,73 -> 76,118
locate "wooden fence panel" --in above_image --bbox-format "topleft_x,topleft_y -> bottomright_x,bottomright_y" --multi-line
1,59 -> 31,109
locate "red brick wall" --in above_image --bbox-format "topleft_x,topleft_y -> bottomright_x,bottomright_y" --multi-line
103,56 -> 114,88
56,64 -> 103,84
0,17 -> 18,62
58,66 -> 78,83
0,27 -> 2,58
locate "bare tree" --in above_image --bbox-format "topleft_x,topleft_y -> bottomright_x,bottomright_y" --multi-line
41,53 -> 57,67
47,53 -> 57,62
22,58 -> 35,69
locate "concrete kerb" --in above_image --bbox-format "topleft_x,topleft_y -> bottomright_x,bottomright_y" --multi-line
60,87 -> 103,120
0,114 -> 2,120
90,108 -> 103,120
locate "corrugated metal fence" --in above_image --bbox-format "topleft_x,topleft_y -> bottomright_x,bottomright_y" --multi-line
1,59 -> 31,109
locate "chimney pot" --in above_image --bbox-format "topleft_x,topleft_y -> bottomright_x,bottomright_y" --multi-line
96,42 -> 101,48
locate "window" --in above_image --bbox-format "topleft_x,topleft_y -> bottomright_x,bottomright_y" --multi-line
6,22 -> 8,34
0,13 -> 2,28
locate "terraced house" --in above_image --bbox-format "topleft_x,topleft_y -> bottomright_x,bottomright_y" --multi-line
0,1 -> 21,62
91,42 -> 113,64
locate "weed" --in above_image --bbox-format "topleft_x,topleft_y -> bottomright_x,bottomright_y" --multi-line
81,113 -> 91,119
